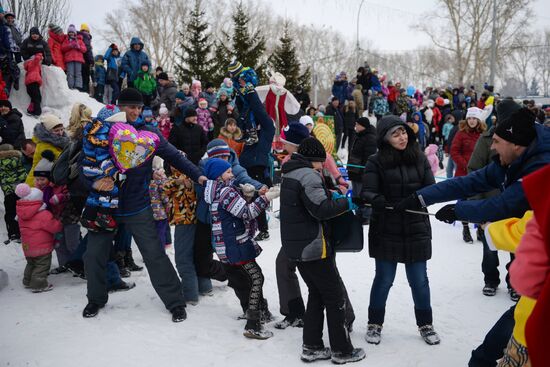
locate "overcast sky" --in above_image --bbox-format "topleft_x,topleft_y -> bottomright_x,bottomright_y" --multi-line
70,0 -> 550,54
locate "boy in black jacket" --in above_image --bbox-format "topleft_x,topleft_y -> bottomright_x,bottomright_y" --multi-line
280,137 -> 365,364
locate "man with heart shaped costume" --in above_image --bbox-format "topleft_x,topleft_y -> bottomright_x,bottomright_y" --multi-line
82,88 -> 207,322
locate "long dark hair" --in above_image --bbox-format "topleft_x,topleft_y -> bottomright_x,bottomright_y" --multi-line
378,134 -> 423,169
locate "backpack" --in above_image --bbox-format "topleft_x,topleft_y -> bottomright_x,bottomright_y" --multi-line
51,139 -> 82,185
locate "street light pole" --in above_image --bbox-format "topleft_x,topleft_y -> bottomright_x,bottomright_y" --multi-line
489,0 -> 497,86
356,0 -> 365,67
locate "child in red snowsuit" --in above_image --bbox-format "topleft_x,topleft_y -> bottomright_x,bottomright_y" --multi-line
24,53 -> 43,116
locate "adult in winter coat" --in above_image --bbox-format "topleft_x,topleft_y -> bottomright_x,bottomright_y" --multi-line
331,72 -> 348,105
78,24 -> 94,93
168,108 -> 207,165
120,37 -> 150,87
20,27 -> 51,65
61,25 -> 87,90
294,86 -> 310,112
4,11 -> 23,62
342,100 -> 358,149
155,72 -> 177,112
279,137 -> 365,364
213,90 -> 239,137
396,106 -> 550,366
351,84 -> 364,116
325,97 -> 344,150
82,88 -> 207,322
0,99 -> 24,149
347,117 -> 377,223
25,114 -> 69,186
450,107 -> 486,243
359,115 -> 439,346
47,24 -> 65,70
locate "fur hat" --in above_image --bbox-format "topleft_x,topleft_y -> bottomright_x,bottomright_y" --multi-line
117,88 -> 144,106
15,183 -> 43,201
40,114 -> 63,131
67,24 -> 77,34
466,107 -> 483,121
206,139 -> 231,158
159,103 -> 169,115
281,122 -> 310,147
494,108 -> 537,147
203,158 -> 231,180
298,137 -> 326,162
33,150 -> 55,178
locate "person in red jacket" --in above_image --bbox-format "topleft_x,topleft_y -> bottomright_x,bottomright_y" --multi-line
61,24 -> 86,90
450,106 -> 486,243
15,183 -> 63,293
47,24 -> 65,71
23,53 -> 43,116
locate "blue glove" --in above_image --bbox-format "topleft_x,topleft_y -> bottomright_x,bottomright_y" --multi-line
331,191 -> 346,201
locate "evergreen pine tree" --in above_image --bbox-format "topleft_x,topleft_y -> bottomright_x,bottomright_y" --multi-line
269,22 -> 311,92
212,1 -> 266,84
175,0 -> 215,84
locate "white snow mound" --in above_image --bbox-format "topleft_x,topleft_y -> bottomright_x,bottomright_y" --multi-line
9,64 -> 105,138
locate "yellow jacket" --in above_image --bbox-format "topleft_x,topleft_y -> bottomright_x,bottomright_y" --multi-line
25,136 -> 64,186
485,211 -> 535,347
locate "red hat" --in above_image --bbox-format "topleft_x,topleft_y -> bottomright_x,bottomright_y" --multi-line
435,97 -> 445,107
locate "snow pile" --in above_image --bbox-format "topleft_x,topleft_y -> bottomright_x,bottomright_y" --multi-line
9,64 -> 105,137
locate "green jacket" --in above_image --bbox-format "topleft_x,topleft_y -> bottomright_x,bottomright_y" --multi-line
134,70 -> 157,95
0,147 -> 27,195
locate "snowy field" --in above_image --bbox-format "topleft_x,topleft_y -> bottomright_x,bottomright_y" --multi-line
0,201 -> 513,367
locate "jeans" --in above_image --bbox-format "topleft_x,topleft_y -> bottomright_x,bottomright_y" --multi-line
446,158 -> 455,178
297,256 -> 354,353
469,306 -> 515,367
113,224 -> 132,252
54,223 -> 81,267
84,208 -> 185,309
106,261 -> 121,288
66,61 -> 83,89
109,80 -> 120,104
369,260 -> 432,326
174,224 -> 212,303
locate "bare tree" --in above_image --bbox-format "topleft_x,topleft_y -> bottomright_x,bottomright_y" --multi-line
508,39 -> 535,97
3,0 -> 70,36
100,0 -> 190,70
415,0 -> 532,86
532,30 -> 550,97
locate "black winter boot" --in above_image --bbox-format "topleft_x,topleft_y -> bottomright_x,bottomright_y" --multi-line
124,249 -> 143,272
462,224 -> 473,244
243,310 -> 273,339
115,251 -> 131,277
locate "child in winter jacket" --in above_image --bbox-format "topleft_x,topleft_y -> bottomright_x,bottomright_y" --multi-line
93,55 -> 106,103
0,144 -> 27,243
217,77 -> 235,102
424,144 -> 439,175
196,98 -> 213,140
165,164 -> 212,304
15,183 -> 63,292
23,53 -> 43,116
47,24 -> 65,70
61,24 -> 87,90
218,118 -> 244,156
134,62 -> 156,107
203,158 -> 279,340
228,60 -> 260,145
80,105 -> 121,232
104,44 -> 121,104
156,103 -> 172,139
149,157 -> 170,250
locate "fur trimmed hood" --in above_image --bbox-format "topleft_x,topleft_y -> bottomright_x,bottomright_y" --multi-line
219,126 -> 242,140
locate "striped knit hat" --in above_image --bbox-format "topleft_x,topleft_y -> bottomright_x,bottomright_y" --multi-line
228,60 -> 244,76
206,139 -> 231,158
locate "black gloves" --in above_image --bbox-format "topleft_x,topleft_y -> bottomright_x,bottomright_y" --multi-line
394,193 -> 423,212
371,195 -> 387,210
351,197 -> 365,206
435,204 -> 457,223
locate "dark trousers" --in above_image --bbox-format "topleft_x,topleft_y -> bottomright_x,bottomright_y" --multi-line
94,84 -> 104,103
82,62 -> 91,93
23,253 -> 52,289
223,260 -> 265,314
335,129 -> 343,152
341,128 -> 355,150
109,80 -> 120,105
26,82 -> 42,115
275,247 -> 304,316
369,260 -> 432,326
3,192 -> 19,238
468,306 -> 515,367
481,231 -> 515,289
245,165 -> 271,233
193,220 -> 227,281
297,256 -> 354,353
84,208 -> 184,310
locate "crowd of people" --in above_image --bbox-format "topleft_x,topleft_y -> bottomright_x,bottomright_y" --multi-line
0,8 -> 550,366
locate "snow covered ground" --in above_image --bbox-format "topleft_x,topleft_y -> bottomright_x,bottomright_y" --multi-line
0,201 -> 513,367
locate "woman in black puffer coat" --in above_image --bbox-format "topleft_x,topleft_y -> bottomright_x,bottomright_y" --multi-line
360,115 -> 440,346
